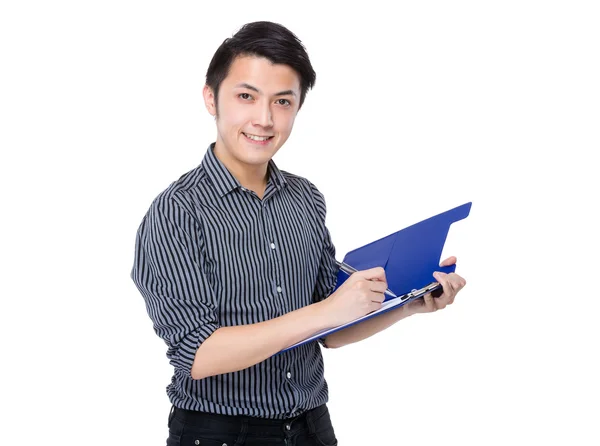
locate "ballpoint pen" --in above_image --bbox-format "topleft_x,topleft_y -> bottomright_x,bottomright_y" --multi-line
335,260 -> 398,299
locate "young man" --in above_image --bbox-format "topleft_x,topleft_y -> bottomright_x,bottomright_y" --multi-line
130,21 -> 466,446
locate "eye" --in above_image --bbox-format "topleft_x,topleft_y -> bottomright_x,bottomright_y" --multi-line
238,93 -> 253,100
276,98 -> 291,106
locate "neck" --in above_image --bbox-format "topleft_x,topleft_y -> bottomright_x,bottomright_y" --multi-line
212,141 -> 269,193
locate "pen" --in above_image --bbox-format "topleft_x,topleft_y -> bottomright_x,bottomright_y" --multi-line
335,260 -> 398,298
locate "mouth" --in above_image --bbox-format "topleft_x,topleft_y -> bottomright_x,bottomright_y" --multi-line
242,132 -> 274,144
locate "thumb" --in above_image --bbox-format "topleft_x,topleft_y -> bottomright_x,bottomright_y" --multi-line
439,256 -> 457,267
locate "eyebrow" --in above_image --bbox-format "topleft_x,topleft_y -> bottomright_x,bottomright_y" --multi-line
234,83 -> 297,97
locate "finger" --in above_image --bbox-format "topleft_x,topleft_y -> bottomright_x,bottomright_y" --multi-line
448,277 -> 462,292
370,293 -> 386,304
422,291 -> 437,312
433,271 -> 454,299
368,280 -> 389,295
447,275 -> 466,305
446,273 -> 466,292
449,291 -> 458,304
439,256 -> 457,267
367,283 -> 387,304
369,300 -> 383,313
452,274 -> 467,289
357,266 -> 387,282
370,292 -> 386,304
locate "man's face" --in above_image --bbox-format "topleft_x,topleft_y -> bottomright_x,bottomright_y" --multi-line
204,55 -> 301,171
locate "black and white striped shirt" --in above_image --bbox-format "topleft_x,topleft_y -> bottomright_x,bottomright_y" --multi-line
130,143 -> 339,419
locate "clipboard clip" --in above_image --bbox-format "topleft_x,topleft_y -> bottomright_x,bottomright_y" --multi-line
399,282 -> 442,301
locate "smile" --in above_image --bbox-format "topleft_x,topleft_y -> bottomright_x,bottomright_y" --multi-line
242,132 -> 273,142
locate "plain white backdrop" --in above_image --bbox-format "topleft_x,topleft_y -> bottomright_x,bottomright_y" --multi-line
1,1 -> 599,445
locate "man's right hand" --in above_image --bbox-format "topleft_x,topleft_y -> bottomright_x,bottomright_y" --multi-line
321,267 -> 388,327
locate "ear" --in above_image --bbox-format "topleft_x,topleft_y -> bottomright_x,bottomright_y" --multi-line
203,85 -> 217,117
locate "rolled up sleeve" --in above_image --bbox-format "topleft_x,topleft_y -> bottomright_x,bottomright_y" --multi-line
130,192 -> 219,377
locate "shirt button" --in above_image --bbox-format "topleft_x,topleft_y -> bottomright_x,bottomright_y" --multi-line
287,372 -> 292,379
277,286 -> 282,293
285,424 -> 291,431
270,243 -> 276,250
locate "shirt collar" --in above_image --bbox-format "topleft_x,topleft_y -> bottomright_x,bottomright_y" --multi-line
202,142 -> 288,198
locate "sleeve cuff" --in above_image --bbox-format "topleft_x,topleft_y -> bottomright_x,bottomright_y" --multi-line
172,322 -> 220,377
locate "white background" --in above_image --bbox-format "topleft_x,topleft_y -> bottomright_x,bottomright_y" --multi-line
1,1 -> 599,445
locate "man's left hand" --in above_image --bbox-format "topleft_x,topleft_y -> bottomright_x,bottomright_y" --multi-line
405,256 -> 466,314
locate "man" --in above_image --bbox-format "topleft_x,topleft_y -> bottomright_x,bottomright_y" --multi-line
130,21 -> 466,446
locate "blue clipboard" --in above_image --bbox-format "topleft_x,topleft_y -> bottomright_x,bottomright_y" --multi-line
279,201 -> 472,353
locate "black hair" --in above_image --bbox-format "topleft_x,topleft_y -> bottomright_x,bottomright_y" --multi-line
206,21 -> 316,111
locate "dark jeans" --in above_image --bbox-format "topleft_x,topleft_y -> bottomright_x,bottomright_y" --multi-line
166,403 -> 338,446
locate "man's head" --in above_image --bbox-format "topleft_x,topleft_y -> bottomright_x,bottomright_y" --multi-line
205,21 -> 316,114
203,22 -> 316,173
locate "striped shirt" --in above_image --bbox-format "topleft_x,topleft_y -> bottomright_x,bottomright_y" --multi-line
130,143 -> 339,419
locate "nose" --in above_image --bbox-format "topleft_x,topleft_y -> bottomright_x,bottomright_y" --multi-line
252,102 -> 273,128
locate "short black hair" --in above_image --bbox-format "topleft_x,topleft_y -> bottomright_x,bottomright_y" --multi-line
206,21 -> 316,111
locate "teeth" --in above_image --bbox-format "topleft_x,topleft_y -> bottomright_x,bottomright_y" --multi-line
244,133 -> 271,141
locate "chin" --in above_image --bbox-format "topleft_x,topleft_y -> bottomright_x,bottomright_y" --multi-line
236,149 -> 276,166
236,139 -> 281,162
